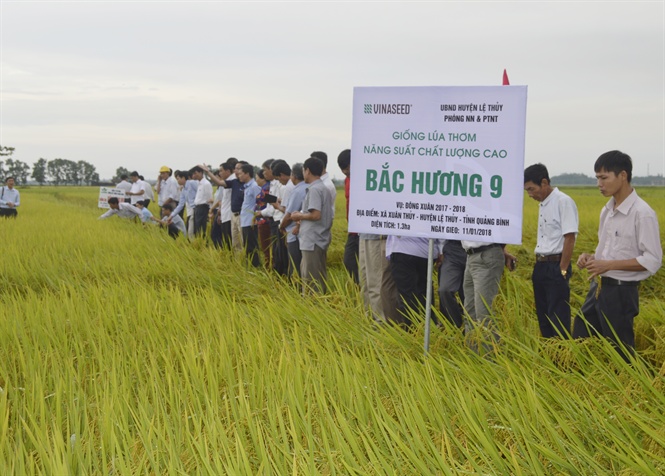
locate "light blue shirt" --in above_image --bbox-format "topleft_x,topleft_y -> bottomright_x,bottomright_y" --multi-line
0,186 -> 20,208
241,178 -> 261,227
169,213 -> 187,235
172,179 -> 198,217
139,207 -> 154,223
284,181 -> 308,243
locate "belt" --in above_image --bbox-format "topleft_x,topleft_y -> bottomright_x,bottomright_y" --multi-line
466,243 -> 501,255
233,212 -> 240,216
600,277 -> 640,287
536,253 -> 562,263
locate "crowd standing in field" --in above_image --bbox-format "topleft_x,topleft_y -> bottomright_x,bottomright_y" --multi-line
94,149 -> 662,361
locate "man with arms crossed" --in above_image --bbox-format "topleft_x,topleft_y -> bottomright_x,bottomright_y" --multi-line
524,163 -> 579,338
574,150 -> 662,361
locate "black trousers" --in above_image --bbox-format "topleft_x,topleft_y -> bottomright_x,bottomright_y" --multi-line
532,261 -> 572,338
573,280 -> 639,362
343,233 -> 360,284
166,223 -> 181,239
0,208 -> 18,218
210,213 -> 222,248
390,252 -> 430,329
242,225 -> 261,268
220,220 -> 232,249
287,238 -> 302,279
193,204 -> 209,237
270,220 -> 288,276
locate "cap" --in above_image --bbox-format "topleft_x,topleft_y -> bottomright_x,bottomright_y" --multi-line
159,166 -> 170,173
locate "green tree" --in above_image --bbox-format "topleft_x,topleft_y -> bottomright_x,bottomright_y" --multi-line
77,160 -> 98,186
62,159 -> 79,185
0,145 -> 15,179
5,158 -> 30,185
113,166 -> 131,184
0,145 -> 15,157
32,158 -> 48,186
47,158 -> 67,186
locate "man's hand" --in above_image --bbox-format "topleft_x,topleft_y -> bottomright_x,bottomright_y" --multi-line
503,249 -> 517,272
584,258 -> 613,279
577,253 -> 594,269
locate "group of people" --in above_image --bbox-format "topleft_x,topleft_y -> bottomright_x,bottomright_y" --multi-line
374,150 -> 661,361
103,152 -> 340,294
523,151 -> 660,362
98,149 -> 661,361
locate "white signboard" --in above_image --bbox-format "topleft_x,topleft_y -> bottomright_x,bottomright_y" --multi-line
349,86 -> 527,245
98,187 -> 127,209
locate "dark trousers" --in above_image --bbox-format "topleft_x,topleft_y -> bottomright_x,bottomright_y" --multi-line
532,261 -> 572,338
390,252 -> 430,329
166,223 -> 181,239
258,221 -> 272,268
193,204 -> 210,237
343,233 -> 360,284
287,239 -> 302,278
573,280 -> 639,362
271,220 -> 288,276
0,208 -> 18,218
210,214 -> 223,248
220,220 -> 232,249
242,225 -> 261,268
437,240 -> 466,328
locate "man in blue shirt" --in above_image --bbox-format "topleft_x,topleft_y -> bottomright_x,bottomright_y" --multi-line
0,177 -> 20,218
171,170 -> 198,237
238,163 -> 262,267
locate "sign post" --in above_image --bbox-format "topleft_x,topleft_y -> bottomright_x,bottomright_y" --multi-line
349,86 -> 528,353
98,187 -> 127,209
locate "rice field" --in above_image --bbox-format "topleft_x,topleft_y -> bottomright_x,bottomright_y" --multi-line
0,186 -> 663,475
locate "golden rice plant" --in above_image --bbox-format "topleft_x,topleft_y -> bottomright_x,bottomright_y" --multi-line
0,185 -> 662,474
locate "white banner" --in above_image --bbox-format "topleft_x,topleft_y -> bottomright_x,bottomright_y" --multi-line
98,187 -> 127,209
349,86 -> 527,245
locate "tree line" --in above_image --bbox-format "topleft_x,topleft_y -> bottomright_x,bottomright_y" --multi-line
552,172 -> 665,186
0,145 -> 100,186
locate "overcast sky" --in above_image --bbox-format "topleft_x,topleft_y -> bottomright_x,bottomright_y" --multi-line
1,0 -> 663,181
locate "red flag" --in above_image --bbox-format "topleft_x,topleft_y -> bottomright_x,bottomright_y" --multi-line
502,69 -> 510,85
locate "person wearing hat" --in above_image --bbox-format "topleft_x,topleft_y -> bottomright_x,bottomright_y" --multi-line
156,166 -> 178,216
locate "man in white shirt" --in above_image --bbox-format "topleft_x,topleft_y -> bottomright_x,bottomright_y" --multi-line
190,166 -> 213,238
115,174 -> 132,203
139,175 -> 154,206
126,171 -> 147,205
98,197 -> 142,220
267,159 -> 292,275
524,163 -> 579,338
574,150 -> 662,361
155,166 -> 178,213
